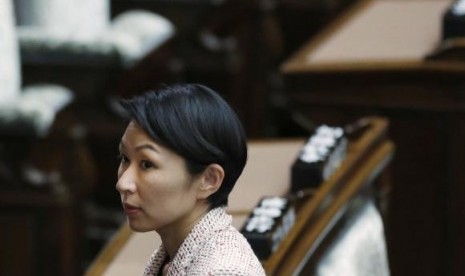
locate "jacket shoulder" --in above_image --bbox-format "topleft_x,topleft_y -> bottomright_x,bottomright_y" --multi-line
189,227 -> 265,275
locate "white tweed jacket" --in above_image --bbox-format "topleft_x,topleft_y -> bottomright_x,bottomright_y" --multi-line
143,207 -> 265,276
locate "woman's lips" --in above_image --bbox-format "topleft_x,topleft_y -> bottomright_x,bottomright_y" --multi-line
123,203 -> 141,216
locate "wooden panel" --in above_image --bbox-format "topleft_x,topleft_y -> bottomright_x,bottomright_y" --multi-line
0,195 -> 83,276
0,215 -> 35,276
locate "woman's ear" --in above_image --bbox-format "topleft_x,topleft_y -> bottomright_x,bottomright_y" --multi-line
197,164 -> 224,199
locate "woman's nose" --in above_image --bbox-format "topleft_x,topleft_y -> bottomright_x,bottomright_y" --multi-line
116,168 -> 137,194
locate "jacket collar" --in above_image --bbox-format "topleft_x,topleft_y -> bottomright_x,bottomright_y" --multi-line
145,207 -> 231,275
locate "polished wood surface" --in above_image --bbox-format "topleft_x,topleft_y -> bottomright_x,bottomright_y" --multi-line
84,223 -> 133,276
282,0 -> 453,72
86,117 -> 393,275
280,0 -> 465,275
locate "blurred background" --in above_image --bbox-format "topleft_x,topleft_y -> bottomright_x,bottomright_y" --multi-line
2,0 -> 465,275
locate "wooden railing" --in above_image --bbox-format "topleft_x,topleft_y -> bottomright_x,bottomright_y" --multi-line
264,117 -> 394,275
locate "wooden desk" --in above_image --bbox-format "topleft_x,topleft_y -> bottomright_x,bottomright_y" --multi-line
281,1 -> 465,275
282,0 -> 452,71
86,117 -> 394,275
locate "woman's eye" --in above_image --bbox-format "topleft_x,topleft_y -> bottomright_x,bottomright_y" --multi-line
140,160 -> 154,170
118,154 -> 129,164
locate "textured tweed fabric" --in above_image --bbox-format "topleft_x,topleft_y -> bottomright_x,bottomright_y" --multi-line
144,207 -> 265,276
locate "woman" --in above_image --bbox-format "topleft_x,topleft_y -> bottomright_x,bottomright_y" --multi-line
116,84 -> 265,275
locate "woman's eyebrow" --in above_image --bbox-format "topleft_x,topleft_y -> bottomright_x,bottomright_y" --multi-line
135,144 -> 159,153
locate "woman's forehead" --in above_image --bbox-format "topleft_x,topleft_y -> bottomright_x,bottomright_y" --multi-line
121,121 -> 153,146
121,122 -> 179,157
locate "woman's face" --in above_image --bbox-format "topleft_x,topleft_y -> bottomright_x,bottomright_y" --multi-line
116,121 -> 202,233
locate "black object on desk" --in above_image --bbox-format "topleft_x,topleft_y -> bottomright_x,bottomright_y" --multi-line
241,196 -> 296,260
291,125 -> 347,193
442,0 -> 465,40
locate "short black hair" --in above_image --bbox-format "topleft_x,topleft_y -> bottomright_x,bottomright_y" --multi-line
118,83 -> 247,208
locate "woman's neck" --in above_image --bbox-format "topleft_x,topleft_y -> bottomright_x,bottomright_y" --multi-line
158,204 -> 210,259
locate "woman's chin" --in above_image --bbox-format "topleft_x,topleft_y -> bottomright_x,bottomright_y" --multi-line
127,220 -> 153,233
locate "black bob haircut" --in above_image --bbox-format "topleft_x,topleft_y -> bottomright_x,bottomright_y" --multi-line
118,83 -> 248,208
